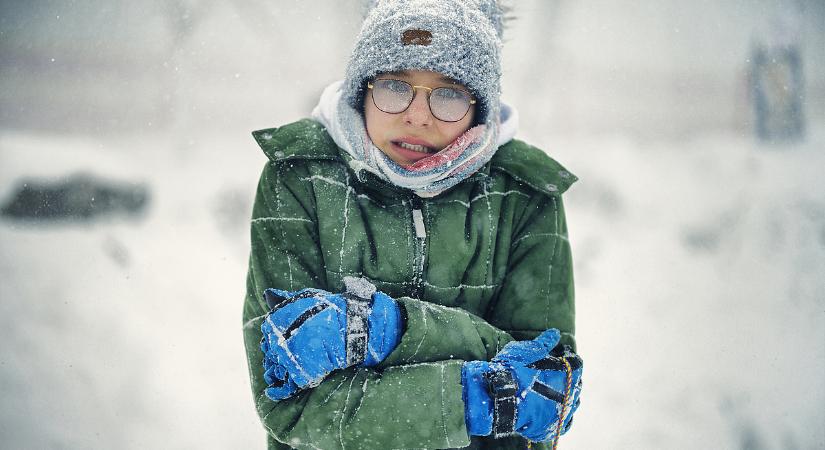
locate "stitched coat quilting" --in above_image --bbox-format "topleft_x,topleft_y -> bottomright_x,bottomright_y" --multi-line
243,119 -> 577,450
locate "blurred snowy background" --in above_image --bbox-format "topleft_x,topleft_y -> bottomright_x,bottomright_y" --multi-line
1,0 -> 823,448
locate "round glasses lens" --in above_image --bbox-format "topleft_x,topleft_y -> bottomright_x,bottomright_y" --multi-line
430,87 -> 472,122
372,79 -> 413,114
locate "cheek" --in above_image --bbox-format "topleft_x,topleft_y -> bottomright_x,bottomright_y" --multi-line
442,117 -> 474,142
363,102 -> 382,140
448,106 -> 476,137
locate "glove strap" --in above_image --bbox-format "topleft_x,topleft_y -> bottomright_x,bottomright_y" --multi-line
344,293 -> 371,366
484,368 -> 517,438
551,356 -> 574,448
534,356 -> 573,450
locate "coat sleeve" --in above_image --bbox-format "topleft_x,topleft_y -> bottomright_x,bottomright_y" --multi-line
486,192 -> 577,349
242,161 -> 514,449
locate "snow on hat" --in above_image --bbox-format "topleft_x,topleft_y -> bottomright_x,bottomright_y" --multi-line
344,0 -> 504,124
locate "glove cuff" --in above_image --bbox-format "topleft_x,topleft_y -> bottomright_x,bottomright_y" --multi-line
345,295 -> 371,366
362,291 -> 402,366
484,365 -> 518,438
461,360 -> 495,436
341,276 -> 402,367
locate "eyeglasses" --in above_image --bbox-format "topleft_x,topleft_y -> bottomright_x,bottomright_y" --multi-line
367,79 -> 476,122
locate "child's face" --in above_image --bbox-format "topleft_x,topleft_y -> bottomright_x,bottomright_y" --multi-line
364,70 -> 476,167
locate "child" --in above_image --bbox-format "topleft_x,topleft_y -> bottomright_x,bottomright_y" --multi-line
242,1 -> 583,449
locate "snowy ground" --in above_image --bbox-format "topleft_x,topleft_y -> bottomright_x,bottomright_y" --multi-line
558,129 -> 825,449
2,124 -> 823,449
0,132 -> 266,448
2,1 -> 824,449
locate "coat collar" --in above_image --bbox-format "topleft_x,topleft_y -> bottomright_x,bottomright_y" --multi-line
253,119 -> 340,162
252,119 -> 576,198
490,139 -> 578,196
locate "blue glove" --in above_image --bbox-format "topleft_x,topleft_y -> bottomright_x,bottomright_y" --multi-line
259,277 -> 403,400
259,332 -> 301,400
462,329 -> 583,443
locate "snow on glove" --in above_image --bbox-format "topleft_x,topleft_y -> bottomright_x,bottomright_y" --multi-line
259,277 -> 403,400
462,329 -> 583,443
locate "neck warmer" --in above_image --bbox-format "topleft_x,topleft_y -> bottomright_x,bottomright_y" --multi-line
312,81 -> 518,197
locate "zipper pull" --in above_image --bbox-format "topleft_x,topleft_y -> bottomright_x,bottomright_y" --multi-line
412,209 -> 426,239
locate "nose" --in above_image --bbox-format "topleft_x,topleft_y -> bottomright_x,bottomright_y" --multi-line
402,89 -> 433,127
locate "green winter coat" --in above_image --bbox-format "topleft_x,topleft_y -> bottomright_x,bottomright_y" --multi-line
242,119 -> 578,450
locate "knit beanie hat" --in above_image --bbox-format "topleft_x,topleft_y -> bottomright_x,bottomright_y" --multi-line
343,0 -> 504,125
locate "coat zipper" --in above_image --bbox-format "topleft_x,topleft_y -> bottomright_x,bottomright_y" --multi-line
410,196 -> 427,298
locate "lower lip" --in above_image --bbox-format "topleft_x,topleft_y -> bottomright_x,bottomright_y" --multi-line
390,142 -> 435,164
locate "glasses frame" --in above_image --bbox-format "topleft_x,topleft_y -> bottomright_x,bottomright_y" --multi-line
367,79 -> 477,123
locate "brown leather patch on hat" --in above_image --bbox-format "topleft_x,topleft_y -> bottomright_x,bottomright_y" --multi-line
401,29 -> 432,46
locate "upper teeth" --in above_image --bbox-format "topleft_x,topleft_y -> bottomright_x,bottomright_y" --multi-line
398,142 -> 429,153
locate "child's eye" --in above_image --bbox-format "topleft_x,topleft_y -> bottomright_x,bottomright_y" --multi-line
434,88 -> 466,100
384,80 -> 410,93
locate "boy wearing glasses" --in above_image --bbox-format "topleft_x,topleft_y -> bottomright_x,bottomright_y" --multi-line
243,1 -> 584,449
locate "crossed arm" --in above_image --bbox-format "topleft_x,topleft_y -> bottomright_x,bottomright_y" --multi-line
242,162 -> 577,449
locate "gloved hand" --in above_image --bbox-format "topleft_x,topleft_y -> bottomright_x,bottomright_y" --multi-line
260,332 -> 301,400
259,277 -> 403,400
462,329 -> 583,443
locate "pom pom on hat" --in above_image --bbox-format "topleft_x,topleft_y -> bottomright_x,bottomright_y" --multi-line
346,0 -> 504,124
476,0 -> 506,38
361,0 -> 504,38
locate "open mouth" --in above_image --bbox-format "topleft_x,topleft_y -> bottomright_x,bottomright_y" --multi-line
392,140 -> 437,154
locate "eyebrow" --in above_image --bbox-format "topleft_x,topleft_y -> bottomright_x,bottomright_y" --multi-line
383,70 -> 462,85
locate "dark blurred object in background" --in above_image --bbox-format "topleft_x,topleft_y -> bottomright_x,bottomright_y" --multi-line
749,5 -> 807,143
1,173 -> 149,222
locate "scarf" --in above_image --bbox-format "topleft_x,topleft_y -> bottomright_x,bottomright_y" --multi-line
312,81 -> 518,197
